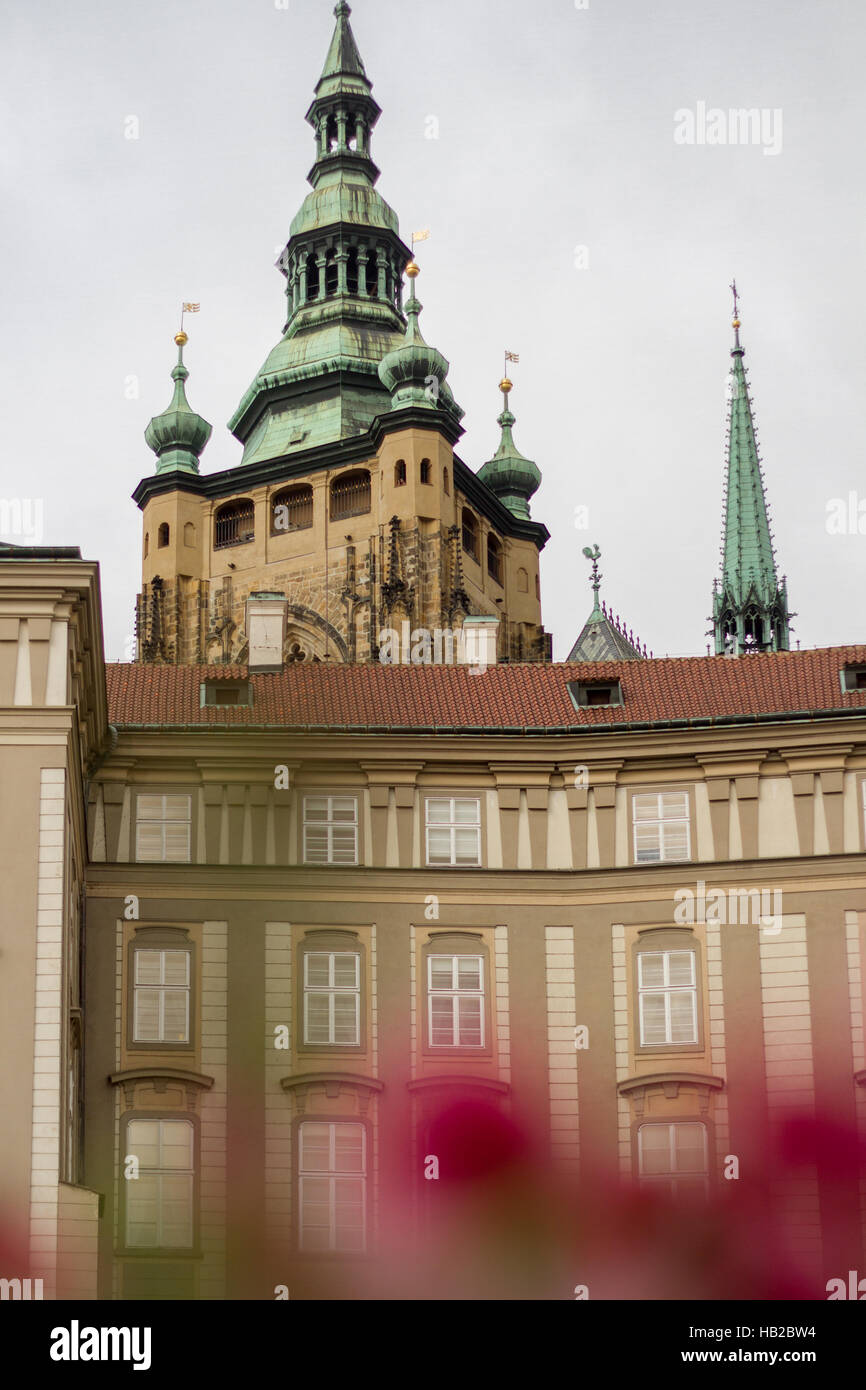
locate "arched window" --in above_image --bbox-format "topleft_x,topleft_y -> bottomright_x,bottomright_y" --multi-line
743,607 -> 763,649
443,467 -> 450,496
326,113 -> 338,152
184,522 -> 195,548
487,534 -> 503,586
517,567 -> 528,593
214,499 -> 255,551
307,254 -> 320,303
272,485 -> 314,535
330,470 -> 371,521
158,523 -> 170,549
535,574 -> 540,600
325,250 -> 338,297
144,532 -> 149,559
346,112 -> 358,150
347,247 -> 359,295
462,509 -> 479,562
395,460 -> 407,487
420,458 -> 432,485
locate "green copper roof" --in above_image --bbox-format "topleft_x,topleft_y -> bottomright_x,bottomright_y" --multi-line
567,545 -> 646,661
227,1 -> 419,460
315,2 -> 369,98
378,268 -> 463,420
145,336 -> 212,475
712,293 -> 790,654
476,382 -> 541,520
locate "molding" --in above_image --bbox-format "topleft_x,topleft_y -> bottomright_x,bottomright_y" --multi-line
617,1071 -> 724,1117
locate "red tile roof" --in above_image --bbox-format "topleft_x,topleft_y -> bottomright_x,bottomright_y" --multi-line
104,648 -> 866,733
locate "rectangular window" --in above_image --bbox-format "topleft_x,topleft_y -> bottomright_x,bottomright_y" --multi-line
427,955 -> 484,1047
637,950 -> 698,1046
304,952 -> 361,1046
638,1122 -> 708,1198
425,798 -> 481,867
303,796 -> 358,866
133,948 -> 191,1044
125,1119 -> 194,1249
135,794 -> 192,864
632,791 -> 690,863
299,1122 -> 366,1254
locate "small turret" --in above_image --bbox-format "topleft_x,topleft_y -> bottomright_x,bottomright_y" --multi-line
144,333 -> 212,476
477,378 -> 541,521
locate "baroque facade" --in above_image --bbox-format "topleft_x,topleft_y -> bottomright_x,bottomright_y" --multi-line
1,3 -> 865,1303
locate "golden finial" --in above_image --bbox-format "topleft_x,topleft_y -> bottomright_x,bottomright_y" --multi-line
406,260 -> 420,278
499,377 -> 513,394
175,331 -> 189,347
732,319 -> 741,329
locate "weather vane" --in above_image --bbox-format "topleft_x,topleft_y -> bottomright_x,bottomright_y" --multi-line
582,544 -> 602,601
730,279 -> 740,321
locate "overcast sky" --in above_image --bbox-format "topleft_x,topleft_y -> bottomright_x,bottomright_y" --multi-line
1,0 -> 864,662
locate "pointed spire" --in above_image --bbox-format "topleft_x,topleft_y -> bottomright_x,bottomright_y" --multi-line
712,284 -> 790,655
567,544 -> 645,662
317,3 -> 368,94
477,377 -> 541,520
145,333 -> 212,476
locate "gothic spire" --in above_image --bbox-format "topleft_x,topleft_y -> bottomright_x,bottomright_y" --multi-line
712,284 -> 790,655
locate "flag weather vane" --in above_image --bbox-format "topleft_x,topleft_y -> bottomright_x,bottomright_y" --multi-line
179,302 -> 201,335
504,349 -> 520,378
730,279 -> 740,321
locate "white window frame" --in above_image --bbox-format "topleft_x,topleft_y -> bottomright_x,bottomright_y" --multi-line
298,1122 -> 367,1254
303,951 -> 361,1046
637,949 -> 698,1046
632,791 -> 691,864
425,797 -> 481,868
133,947 -> 191,1044
303,795 -> 359,866
427,954 -> 485,1048
135,793 -> 192,863
637,1121 -> 709,1198
125,1118 -> 195,1249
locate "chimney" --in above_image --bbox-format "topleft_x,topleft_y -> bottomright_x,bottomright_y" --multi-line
459,616 -> 499,672
245,592 -> 288,673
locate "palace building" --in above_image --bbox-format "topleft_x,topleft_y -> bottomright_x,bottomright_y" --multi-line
1,2 -> 864,1302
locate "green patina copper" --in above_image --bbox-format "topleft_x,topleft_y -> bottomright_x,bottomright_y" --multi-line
228,1 -> 415,463
712,298 -> 790,654
477,383 -> 541,521
377,272 -> 462,421
567,544 -> 645,662
144,338 -> 212,475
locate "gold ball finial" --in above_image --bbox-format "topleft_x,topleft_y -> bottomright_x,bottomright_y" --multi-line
406,261 -> 420,278
732,319 -> 741,329
175,331 -> 189,347
499,377 -> 513,394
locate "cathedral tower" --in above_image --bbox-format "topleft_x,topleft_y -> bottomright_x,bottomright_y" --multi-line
133,2 -> 550,668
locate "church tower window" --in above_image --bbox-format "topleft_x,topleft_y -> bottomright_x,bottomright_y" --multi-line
331,471 -> 371,522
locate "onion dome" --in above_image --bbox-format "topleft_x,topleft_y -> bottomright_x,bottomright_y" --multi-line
377,263 -> 461,418
145,333 -> 212,476
477,378 -> 541,520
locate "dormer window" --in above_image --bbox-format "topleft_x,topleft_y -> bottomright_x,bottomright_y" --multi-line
201,680 -> 253,709
841,666 -> 866,693
567,679 -> 623,709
